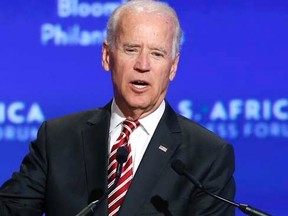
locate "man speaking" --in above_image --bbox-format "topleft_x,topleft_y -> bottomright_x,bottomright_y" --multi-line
0,0 -> 235,215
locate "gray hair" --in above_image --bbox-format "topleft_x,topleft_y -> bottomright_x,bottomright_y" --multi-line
106,0 -> 182,57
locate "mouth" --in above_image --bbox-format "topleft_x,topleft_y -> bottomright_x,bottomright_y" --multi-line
131,80 -> 149,89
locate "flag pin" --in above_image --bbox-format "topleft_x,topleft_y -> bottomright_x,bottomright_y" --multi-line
159,145 -> 168,152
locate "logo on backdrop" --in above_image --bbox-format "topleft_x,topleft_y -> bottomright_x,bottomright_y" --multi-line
40,0 -> 127,46
178,98 -> 288,139
0,102 -> 45,142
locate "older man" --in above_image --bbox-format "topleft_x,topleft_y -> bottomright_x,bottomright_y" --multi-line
0,1 -> 235,215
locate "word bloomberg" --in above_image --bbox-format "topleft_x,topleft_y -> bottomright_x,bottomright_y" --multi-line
178,98 -> 288,139
58,0 -> 122,18
0,102 -> 45,142
41,0 -> 124,46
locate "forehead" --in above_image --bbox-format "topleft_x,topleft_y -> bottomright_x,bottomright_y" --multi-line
116,11 -> 175,46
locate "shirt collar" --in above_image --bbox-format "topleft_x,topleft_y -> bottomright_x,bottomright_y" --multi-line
109,99 -> 166,135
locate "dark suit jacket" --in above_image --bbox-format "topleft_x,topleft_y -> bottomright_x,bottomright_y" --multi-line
0,101 -> 235,216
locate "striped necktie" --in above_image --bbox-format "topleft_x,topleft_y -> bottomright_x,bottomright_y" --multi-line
107,119 -> 140,216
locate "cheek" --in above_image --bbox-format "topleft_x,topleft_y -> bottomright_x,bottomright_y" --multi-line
111,69 -> 128,91
113,57 -> 133,73
112,72 -> 124,86
155,72 -> 171,90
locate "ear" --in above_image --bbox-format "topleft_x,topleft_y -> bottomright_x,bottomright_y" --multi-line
169,53 -> 180,81
102,41 -> 110,71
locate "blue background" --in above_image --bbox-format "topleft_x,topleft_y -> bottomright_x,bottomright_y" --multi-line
0,0 -> 287,215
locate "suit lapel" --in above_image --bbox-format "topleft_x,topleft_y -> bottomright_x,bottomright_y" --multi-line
82,105 -> 111,215
119,103 -> 182,216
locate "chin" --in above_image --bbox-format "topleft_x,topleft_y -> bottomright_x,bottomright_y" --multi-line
129,102 -> 148,109
125,99 -> 149,109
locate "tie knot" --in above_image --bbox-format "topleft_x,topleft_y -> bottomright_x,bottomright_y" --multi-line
122,119 -> 140,137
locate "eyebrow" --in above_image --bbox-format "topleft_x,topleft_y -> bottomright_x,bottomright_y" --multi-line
123,43 -> 168,55
123,43 -> 140,48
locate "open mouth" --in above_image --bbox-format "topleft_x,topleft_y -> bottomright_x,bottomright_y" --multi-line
131,80 -> 149,89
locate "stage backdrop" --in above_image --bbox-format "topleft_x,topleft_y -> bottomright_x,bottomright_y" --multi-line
1,0 -> 287,215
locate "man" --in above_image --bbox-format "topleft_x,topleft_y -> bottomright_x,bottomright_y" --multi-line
0,0 -> 235,215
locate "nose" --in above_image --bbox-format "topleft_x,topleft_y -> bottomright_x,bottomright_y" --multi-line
133,51 -> 151,72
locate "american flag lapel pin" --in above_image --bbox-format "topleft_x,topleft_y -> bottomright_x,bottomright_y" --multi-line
159,145 -> 168,152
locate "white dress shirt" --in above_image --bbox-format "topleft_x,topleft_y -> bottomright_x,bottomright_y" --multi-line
109,100 -> 165,175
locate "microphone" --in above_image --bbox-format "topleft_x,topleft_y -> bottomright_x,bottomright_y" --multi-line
75,146 -> 129,216
171,159 -> 272,216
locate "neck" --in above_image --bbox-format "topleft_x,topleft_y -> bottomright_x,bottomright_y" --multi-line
115,100 -> 164,120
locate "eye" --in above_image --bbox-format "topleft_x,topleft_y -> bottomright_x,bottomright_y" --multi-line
127,48 -> 135,52
152,51 -> 164,58
125,47 -> 138,54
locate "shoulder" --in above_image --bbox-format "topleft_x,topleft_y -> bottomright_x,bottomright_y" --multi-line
48,108 -> 101,125
40,107 -> 110,135
176,114 -> 233,154
175,114 -> 235,184
177,114 -> 223,141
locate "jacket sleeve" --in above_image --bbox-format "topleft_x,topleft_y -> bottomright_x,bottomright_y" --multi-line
0,122 -> 48,216
187,143 -> 236,216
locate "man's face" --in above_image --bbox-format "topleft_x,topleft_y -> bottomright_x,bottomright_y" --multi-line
102,11 -> 179,118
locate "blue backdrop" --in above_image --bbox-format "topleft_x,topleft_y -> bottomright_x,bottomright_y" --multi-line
0,0 -> 287,215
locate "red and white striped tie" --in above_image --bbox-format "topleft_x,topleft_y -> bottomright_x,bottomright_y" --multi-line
107,119 -> 140,216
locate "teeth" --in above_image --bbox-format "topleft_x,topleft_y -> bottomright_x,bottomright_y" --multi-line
133,84 -> 146,89
131,81 -> 148,89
